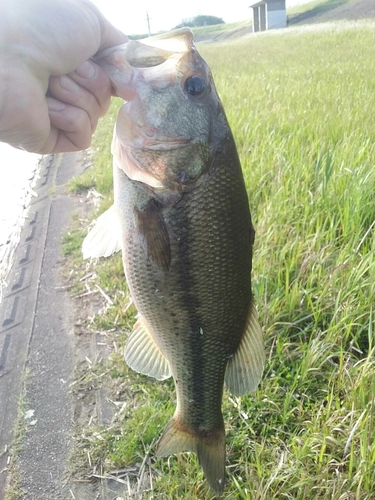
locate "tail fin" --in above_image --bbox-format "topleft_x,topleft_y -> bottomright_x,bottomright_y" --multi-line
156,416 -> 226,496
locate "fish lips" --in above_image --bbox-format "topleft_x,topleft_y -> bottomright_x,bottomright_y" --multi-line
93,37 -> 186,102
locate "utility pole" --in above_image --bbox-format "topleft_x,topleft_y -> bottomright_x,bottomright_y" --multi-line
146,12 -> 151,36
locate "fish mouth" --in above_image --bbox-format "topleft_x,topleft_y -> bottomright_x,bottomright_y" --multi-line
94,29 -> 195,101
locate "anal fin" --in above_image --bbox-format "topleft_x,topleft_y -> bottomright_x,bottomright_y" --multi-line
124,316 -> 171,380
225,299 -> 265,396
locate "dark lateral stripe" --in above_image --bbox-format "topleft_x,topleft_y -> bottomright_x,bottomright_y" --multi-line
174,192 -> 207,424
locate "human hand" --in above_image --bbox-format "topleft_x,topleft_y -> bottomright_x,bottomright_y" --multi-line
0,0 -> 127,154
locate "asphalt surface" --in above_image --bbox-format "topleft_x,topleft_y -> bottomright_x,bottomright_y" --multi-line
0,153 -> 102,500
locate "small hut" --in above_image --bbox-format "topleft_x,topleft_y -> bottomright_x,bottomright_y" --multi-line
249,0 -> 287,32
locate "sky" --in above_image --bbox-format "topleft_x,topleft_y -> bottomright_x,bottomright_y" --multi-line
92,0 -> 312,35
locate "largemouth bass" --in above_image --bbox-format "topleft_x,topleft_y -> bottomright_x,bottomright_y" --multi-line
83,28 -> 265,496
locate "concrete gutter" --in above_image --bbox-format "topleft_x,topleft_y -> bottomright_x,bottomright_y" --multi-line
0,152 -> 109,500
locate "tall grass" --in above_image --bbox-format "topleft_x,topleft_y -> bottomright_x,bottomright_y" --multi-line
71,21 -> 375,499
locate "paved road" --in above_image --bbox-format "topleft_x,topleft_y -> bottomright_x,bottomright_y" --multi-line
0,153 -> 98,500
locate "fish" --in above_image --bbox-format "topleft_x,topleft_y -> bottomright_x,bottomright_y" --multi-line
83,28 -> 265,496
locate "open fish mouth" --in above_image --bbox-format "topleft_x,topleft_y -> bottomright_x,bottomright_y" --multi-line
94,29 -> 195,101
95,28 -> 193,68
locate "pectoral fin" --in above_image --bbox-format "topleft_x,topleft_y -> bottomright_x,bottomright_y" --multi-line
124,316 -> 171,380
82,205 -> 122,259
134,200 -> 171,271
225,299 -> 265,396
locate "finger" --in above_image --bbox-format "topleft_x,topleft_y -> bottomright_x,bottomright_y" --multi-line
45,97 -> 93,152
48,74 -> 101,133
69,61 -> 112,117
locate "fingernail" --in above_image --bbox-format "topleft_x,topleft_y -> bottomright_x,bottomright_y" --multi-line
59,75 -> 80,92
75,60 -> 96,79
48,98 -> 66,111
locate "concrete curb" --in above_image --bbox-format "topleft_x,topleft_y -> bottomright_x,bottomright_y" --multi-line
0,154 -> 59,498
0,152 -> 112,500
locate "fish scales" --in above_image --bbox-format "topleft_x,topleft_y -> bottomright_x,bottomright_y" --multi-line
115,132 -> 251,431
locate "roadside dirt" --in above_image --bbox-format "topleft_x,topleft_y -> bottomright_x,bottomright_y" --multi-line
54,176 -> 142,499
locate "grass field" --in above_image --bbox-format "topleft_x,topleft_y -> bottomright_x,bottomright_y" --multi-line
68,20 -> 375,499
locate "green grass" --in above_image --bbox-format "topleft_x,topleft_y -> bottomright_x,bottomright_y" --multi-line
68,102 -> 121,196
5,374 -> 30,500
68,21 -> 375,499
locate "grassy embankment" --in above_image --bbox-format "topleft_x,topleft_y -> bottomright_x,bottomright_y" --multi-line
67,21 -> 375,499
129,0 -> 357,41
287,0 -> 358,22
130,19 -> 253,41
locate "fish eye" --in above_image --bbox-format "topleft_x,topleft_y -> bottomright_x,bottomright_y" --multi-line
184,76 -> 206,97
